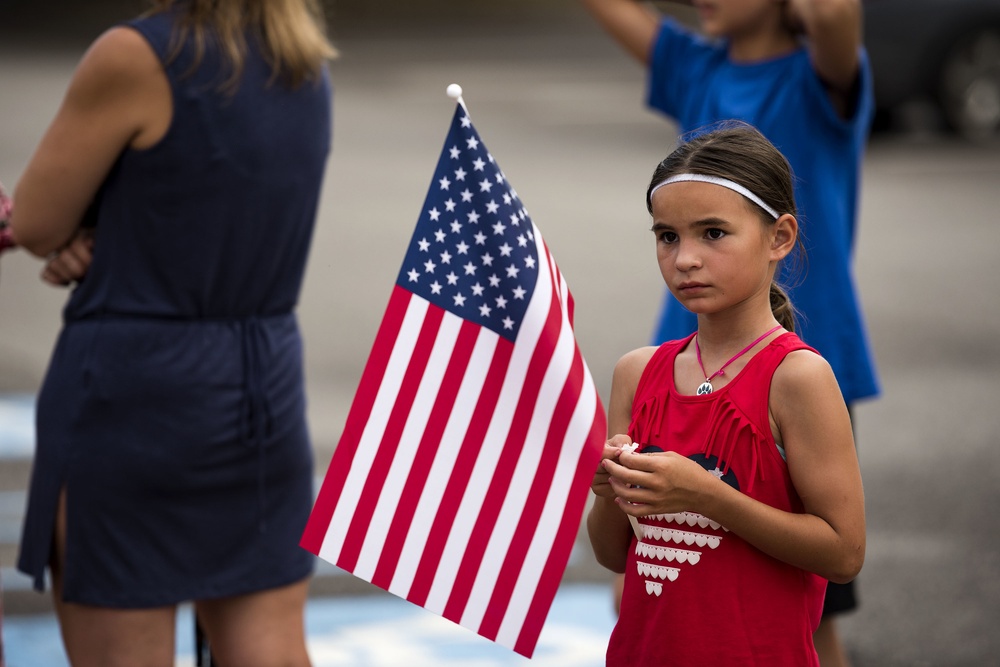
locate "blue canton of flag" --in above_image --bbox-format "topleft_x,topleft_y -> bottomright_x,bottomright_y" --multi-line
397,106 -> 538,341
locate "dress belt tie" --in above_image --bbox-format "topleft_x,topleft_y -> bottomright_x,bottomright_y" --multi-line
239,317 -> 272,533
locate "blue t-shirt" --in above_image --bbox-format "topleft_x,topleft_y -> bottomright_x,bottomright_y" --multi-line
647,19 -> 879,404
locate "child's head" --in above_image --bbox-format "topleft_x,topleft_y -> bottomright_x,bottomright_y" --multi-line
646,122 -> 802,330
647,122 -> 795,219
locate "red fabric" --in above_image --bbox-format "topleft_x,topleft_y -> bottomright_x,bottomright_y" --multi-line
607,332 -> 827,666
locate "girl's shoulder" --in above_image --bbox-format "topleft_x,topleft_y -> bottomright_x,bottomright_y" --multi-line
770,346 -> 840,409
618,334 -> 692,373
614,345 -> 660,382
774,343 -> 829,376
615,335 -> 692,395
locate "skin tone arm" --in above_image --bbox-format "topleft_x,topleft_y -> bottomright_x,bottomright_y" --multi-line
587,346 -> 657,573
10,27 -> 171,257
602,349 -> 865,584
578,0 -> 661,64
787,0 -> 862,94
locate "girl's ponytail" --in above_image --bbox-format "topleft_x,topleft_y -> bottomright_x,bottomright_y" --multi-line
769,282 -> 797,333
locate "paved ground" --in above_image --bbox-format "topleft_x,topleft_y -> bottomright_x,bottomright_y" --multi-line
2,5 -> 1000,666
3,582 -> 618,666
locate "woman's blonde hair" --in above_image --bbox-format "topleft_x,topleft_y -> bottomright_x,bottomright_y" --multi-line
152,0 -> 337,90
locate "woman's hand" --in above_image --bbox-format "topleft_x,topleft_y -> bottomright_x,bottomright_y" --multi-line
41,228 -> 94,287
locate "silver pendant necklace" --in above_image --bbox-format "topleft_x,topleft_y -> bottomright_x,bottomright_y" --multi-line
696,380 -> 715,396
694,325 -> 783,395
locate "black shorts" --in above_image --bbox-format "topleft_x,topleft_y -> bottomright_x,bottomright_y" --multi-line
822,580 -> 857,617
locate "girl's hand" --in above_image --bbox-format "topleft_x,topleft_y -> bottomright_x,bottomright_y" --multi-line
42,228 -> 94,287
604,449 -> 716,516
591,433 -> 633,498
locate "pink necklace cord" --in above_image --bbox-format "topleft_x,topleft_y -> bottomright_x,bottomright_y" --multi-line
696,324 -> 783,383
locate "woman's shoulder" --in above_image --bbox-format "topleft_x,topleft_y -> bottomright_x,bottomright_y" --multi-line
67,26 -> 171,151
76,26 -> 163,92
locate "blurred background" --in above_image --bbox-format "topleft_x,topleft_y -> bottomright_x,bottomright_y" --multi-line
2,1 -> 1000,665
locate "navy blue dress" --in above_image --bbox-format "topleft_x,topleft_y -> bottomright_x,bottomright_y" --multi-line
17,11 -> 331,606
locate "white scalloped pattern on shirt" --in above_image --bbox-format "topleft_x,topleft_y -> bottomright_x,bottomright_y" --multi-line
633,512 -> 726,597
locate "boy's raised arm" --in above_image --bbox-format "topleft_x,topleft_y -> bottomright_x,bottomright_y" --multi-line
789,0 -> 863,95
579,0 -> 662,65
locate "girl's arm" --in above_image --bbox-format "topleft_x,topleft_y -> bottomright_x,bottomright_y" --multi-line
768,349 -> 865,582
578,0 -> 662,65
604,349 -> 865,583
788,0 -> 863,115
11,26 -> 170,257
586,347 -> 655,572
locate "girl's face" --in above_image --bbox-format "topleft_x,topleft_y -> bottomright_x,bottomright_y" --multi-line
650,180 -> 788,318
691,0 -> 783,39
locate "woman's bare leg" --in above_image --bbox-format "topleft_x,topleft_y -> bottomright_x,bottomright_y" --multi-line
196,578 -> 312,667
51,490 -> 176,667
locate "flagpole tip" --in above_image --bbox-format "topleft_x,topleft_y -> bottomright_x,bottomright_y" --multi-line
446,83 -> 463,100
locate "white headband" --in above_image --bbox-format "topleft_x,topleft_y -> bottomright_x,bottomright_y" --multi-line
649,173 -> 780,220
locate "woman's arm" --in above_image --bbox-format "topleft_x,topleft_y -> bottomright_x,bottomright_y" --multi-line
586,346 -> 655,573
11,26 -> 170,257
604,349 -> 865,583
578,0 -> 662,65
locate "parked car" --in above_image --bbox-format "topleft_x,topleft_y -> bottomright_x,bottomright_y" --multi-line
864,0 -> 1000,138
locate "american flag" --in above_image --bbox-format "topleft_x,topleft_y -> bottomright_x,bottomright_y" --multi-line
301,102 -> 606,657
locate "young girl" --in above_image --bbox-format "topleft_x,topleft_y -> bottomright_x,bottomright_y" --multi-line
588,123 -> 865,666
579,4 -> 877,657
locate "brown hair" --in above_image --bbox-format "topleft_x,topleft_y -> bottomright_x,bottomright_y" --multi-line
647,121 -> 804,332
151,0 -> 337,91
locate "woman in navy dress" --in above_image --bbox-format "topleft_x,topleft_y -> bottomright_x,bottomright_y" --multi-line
10,1 -> 334,663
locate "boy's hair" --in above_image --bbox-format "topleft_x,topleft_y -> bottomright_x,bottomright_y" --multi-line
647,121 -> 804,331
150,0 -> 337,91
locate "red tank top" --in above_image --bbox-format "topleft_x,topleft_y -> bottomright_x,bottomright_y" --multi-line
607,332 -> 826,666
